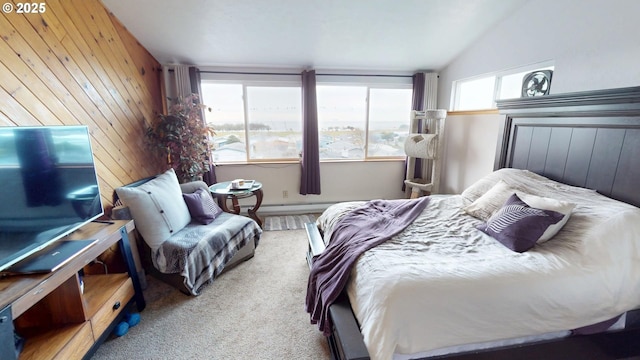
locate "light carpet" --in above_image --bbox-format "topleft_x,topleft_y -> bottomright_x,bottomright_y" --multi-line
263,214 -> 316,231
92,229 -> 330,360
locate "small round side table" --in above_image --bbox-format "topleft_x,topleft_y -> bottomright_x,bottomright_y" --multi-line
209,181 -> 263,227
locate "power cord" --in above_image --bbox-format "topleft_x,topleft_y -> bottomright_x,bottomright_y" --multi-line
88,259 -> 109,274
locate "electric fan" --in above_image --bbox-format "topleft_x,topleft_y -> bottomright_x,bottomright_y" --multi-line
521,70 -> 553,97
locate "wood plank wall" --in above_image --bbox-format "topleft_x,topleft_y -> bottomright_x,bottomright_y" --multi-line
0,0 -> 164,214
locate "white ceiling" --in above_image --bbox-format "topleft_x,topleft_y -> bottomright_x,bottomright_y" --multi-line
102,0 -> 529,72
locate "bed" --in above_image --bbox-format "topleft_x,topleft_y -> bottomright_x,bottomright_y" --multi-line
305,86 -> 640,360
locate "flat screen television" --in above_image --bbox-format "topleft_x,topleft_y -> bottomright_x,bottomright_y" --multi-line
0,125 -> 103,273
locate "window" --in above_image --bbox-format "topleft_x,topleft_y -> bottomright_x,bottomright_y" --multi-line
317,85 -> 412,160
452,76 -> 496,112
451,62 -> 554,111
368,88 -> 412,157
201,83 -> 246,162
200,73 -> 412,163
245,86 -> 302,160
317,86 -> 367,160
201,82 -> 302,163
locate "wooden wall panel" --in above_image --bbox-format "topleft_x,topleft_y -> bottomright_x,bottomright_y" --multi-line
0,0 -> 164,213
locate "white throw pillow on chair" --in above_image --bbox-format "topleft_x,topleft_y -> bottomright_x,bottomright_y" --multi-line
115,168 -> 191,249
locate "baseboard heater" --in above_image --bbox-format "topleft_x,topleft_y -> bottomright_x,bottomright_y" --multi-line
252,203 -> 335,216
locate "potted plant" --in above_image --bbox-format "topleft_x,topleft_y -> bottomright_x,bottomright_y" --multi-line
146,93 -> 215,183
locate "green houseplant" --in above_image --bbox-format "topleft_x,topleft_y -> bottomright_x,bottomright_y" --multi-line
146,94 -> 214,183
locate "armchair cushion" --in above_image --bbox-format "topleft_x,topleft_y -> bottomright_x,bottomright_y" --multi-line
183,188 -> 223,225
115,168 -> 191,249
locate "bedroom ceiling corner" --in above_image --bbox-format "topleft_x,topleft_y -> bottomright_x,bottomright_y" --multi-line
102,0 -> 530,72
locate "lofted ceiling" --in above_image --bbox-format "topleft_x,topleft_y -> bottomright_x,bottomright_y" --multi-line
102,0 -> 529,72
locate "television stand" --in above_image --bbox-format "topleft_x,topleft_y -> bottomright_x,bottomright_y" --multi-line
92,220 -> 115,225
5,239 -> 98,275
0,220 -> 145,360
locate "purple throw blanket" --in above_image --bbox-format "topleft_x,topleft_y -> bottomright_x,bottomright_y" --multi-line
306,197 -> 431,335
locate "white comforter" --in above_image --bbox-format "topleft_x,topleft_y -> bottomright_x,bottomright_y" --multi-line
317,169 -> 640,360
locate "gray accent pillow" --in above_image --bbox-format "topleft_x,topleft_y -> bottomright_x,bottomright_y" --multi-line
115,169 -> 191,249
183,188 -> 223,225
477,193 -> 564,253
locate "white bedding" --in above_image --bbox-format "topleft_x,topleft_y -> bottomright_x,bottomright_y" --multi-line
316,169 -> 640,360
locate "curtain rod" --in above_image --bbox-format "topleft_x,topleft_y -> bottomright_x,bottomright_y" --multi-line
196,70 -> 413,78
318,73 -> 412,78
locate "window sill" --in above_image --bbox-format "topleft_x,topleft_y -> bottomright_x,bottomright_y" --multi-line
447,109 -> 499,116
214,158 -> 406,166
320,158 -> 405,164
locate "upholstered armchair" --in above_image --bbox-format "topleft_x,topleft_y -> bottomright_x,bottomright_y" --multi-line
113,169 -> 262,295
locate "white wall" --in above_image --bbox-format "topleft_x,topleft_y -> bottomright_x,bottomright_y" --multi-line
440,113 -> 502,194
215,160 -> 406,212
438,0 -> 640,108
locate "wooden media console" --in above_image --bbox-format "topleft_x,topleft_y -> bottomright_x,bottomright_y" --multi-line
0,220 -> 145,360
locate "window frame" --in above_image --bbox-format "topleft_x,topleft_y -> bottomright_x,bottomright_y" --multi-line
201,75 -> 303,164
200,71 -> 413,164
315,77 -> 413,162
450,61 -> 555,111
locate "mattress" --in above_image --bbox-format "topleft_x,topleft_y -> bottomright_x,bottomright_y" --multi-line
316,169 -> 640,360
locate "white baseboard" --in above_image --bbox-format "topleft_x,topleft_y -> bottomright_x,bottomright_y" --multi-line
254,203 -> 335,216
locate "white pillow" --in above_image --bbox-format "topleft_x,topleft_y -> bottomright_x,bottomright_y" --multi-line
517,193 -> 576,243
460,168 -> 549,203
115,168 -> 191,249
464,180 -> 517,221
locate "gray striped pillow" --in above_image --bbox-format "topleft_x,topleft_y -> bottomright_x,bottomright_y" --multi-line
477,193 -> 564,252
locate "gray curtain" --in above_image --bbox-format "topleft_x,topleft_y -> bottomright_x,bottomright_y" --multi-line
411,73 -> 426,177
189,66 -> 217,185
300,70 -> 321,195
402,72 -> 426,190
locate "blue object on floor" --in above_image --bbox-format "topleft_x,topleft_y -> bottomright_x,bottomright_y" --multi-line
113,321 -> 129,337
125,312 -> 141,327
